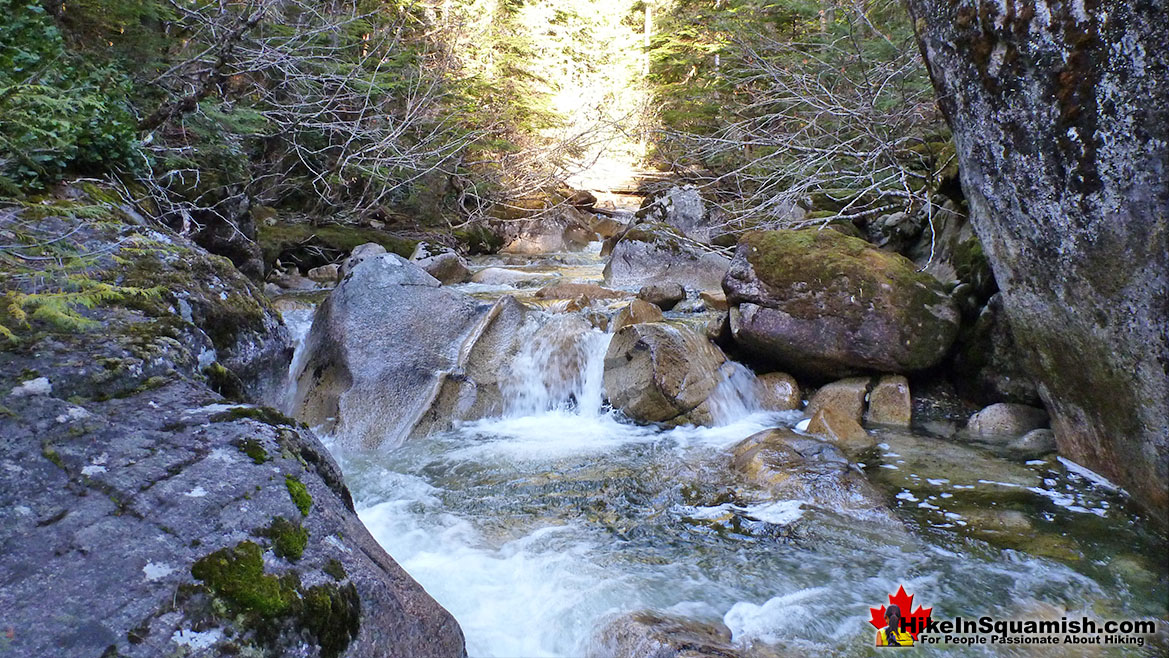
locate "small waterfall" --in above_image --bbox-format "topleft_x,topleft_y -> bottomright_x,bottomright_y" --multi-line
705,361 -> 762,425
279,305 -> 317,416
499,314 -> 613,418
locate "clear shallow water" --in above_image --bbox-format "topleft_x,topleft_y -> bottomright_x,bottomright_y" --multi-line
284,248 -> 1168,657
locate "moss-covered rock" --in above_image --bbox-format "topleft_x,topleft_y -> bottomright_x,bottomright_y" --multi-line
723,229 -> 960,379
258,222 -> 417,274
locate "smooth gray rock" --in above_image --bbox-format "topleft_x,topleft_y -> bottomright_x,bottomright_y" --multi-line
604,223 -> 730,290
634,185 -> 712,242
907,0 -> 1169,525
293,254 -> 546,448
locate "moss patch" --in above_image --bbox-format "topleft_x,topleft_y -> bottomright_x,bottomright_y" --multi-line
302,583 -> 361,658
323,558 -> 347,581
285,475 -> 312,516
211,406 -> 301,427
262,517 -> 308,562
235,438 -> 269,464
203,362 -> 246,402
258,223 -> 416,271
190,541 -> 298,617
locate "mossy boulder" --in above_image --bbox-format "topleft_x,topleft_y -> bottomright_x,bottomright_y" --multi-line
258,222 -> 417,274
723,229 -> 960,379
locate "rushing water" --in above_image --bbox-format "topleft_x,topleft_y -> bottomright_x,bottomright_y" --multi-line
279,247 -> 1167,658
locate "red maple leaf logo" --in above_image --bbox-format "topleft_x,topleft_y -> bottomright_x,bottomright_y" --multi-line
868,585 -> 933,640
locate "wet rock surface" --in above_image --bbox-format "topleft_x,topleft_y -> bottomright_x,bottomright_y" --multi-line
591,611 -> 739,658
730,429 -> 890,519
603,323 -> 732,426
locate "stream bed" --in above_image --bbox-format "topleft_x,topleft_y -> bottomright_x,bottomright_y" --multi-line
279,246 -> 1167,657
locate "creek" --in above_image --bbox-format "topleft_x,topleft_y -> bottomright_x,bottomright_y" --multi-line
278,244 -> 1166,657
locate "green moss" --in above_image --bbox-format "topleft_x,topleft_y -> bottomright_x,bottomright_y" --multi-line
258,223 -> 416,269
203,362 -> 246,402
454,223 -> 505,255
236,438 -> 269,464
285,475 -> 312,516
211,406 -> 301,428
41,442 -> 65,469
262,517 -> 309,562
190,541 -> 298,617
301,583 -> 361,658
323,558 -> 347,581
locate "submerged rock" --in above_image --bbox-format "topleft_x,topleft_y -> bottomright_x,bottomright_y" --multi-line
807,408 -> 875,455
536,282 -> 632,301
722,229 -> 960,379
730,429 -> 889,518
603,323 -> 733,426
590,611 -> 738,658
604,222 -> 730,290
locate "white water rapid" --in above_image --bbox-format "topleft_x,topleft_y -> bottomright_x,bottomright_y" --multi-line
277,247 -> 1166,658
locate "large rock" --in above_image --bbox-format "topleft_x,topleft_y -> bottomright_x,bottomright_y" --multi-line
497,206 -> 597,254
805,377 -> 871,425
604,222 -> 731,290
966,403 -> 1049,439
723,229 -> 960,379
293,254 -> 542,448
0,198 -> 464,658
634,185 -> 712,242
906,0 -> 1169,524
603,323 -> 733,426
730,429 -> 889,518
637,282 -> 686,310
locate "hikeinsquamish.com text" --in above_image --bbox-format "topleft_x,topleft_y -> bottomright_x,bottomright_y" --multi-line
907,616 -> 1156,647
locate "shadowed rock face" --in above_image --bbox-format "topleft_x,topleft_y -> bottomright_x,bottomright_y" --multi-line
907,0 -> 1169,524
